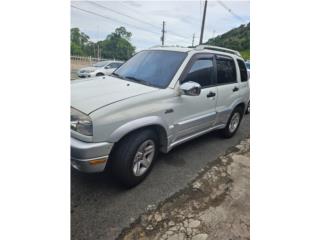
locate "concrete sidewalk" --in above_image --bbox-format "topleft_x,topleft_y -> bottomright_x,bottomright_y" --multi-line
118,138 -> 250,240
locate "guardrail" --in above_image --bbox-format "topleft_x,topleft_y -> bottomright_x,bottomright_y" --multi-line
71,56 -> 115,64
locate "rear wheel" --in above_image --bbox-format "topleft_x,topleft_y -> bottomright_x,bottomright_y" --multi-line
245,101 -> 250,114
221,106 -> 243,138
111,129 -> 158,188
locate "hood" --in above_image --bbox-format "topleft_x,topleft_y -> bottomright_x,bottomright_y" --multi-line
71,76 -> 158,114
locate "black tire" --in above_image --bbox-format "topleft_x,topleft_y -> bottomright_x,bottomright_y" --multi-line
221,106 -> 244,138
245,101 -> 250,114
96,72 -> 104,76
110,129 -> 159,188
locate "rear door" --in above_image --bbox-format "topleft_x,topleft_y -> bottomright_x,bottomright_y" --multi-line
236,58 -> 250,102
214,54 -> 240,125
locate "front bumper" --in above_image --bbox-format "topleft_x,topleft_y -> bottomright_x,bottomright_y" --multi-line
71,137 -> 114,173
77,72 -> 91,78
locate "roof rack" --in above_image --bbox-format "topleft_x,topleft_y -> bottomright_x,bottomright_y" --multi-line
149,45 -> 188,48
195,45 -> 241,57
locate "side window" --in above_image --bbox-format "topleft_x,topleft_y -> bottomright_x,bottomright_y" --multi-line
182,59 -> 214,88
108,63 -> 117,68
237,59 -> 248,82
216,55 -> 237,84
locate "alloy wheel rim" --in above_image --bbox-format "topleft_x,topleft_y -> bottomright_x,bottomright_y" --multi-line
133,139 -> 155,176
229,112 -> 240,133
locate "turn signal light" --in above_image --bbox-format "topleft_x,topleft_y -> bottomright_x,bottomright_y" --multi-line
89,159 -> 107,165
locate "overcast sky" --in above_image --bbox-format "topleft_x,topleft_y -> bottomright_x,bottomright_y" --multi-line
71,0 -> 250,51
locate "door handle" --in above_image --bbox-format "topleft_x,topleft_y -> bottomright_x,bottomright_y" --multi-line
233,87 -> 239,92
207,92 -> 216,98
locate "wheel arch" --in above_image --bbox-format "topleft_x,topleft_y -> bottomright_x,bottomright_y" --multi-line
108,116 -> 169,153
235,102 -> 246,114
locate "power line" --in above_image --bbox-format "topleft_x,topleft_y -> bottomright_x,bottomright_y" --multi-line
87,0 -> 192,41
71,4 -> 160,37
71,4 -> 192,46
217,1 -> 246,22
88,1 -> 160,30
118,0 -> 193,40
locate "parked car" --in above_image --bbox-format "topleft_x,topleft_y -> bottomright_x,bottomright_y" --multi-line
71,45 -> 250,187
77,60 -> 124,78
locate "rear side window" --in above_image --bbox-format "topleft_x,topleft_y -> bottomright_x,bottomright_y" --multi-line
182,59 -> 214,88
216,55 -> 237,84
237,59 -> 248,82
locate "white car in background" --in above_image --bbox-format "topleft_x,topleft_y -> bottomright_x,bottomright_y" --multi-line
77,60 -> 124,78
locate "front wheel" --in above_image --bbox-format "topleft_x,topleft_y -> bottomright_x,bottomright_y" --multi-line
110,129 -> 158,188
96,72 -> 104,76
221,106 -> 243,138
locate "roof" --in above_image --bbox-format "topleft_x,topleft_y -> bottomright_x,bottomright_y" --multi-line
148,45 -> 243,58
149,46 -> 192,52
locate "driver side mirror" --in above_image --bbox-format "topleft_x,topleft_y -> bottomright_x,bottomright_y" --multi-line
180,81 -> 201,96
104,66 -> 110,69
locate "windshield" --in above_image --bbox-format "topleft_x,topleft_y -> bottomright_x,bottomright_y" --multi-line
114,50 -> 187,88
93,61 -> 110,67
245,62 -> 250,70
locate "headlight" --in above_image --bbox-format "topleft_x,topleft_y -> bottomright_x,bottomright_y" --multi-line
71,108 -> 93,136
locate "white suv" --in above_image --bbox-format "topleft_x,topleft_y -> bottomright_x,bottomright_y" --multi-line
71,45 -> 250,187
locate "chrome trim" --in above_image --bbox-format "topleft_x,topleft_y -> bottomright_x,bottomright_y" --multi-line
180,81 -> 201,96
177,112 -> 216,126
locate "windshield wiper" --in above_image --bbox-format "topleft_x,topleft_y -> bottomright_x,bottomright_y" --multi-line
124,76 -> 152,86
111,72 -> 125,79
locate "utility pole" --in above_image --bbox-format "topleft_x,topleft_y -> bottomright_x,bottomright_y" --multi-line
161,21 -> 166,46
192,33 -> 195,47
199,0 -> 208,45
97,43 -> 100,60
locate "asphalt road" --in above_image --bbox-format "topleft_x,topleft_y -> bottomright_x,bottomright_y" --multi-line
71,115 -> 250,240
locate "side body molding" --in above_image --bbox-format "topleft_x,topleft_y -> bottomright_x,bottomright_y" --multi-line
108,116 -> 170,143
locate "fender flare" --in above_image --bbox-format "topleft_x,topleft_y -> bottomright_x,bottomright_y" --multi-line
108,116 -> 170,143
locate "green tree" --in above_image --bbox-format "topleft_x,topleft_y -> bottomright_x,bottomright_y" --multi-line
70,27 -> 136,60
71,42 -> 84,55
113,26 -> 132,40
206,23 -> 250,60
70,28 -> 92,56
100,27 -> 135,60
71,28 -> 90,46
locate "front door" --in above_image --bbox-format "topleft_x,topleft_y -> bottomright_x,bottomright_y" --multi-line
172,54 -> 218,142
